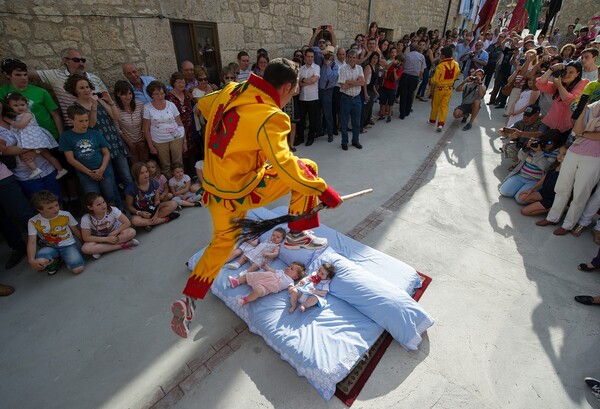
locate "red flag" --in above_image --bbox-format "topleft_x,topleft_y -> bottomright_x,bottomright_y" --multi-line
476,0 -> 501,32
508,0 -> 528,32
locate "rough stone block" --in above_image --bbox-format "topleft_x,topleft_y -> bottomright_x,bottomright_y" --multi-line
6,20 -> 31,39
28,43 -> 56,57
61,26 -> 83,42
211,328 -> 239,351
151,386 -> 184,409
6,39 -> 26,57
186,347 -> 217,372
88,24 -> 125,50
32,6 -> 64,23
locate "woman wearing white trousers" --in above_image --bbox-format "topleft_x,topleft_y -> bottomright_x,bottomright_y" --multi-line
536,100 -> 600,235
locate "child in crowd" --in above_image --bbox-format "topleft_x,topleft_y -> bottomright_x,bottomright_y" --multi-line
80,192 -> 139,259
379,51 -> 403,122
288,262 -> 336,313
58,105 -> 123,208
4,92 -> 67,179
146,159 -> 173,202
125,162 -> 179,232
224,227 -> 285,272
518,145 -> 567,216
228,261 -> 306,305
26,190 -> 84,275
189,159 -> 204,198
168,162 -> 202,208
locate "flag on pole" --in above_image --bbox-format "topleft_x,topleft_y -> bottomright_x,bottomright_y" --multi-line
525,0 -> 542,33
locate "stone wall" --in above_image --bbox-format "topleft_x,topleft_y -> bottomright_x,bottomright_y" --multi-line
554,0 -> 600,32
1,0 -> 461,89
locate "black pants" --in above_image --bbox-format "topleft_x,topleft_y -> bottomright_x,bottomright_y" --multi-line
398,74 -> 419,118
297,99 -> 322,142
483,62 -> 497,89
332,87 -> 341,133
0,175 -> 34,251
489,71 -> 509,105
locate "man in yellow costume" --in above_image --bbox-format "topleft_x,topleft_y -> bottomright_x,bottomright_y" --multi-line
428,47 -> 461,132
170,58 -> 342,338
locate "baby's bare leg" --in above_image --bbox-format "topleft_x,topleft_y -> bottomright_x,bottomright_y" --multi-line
289,289 -> 300,313
39,149 -> 64,171
300,296 -> 319,312
246,262 -> 259,272
237,274 -> 248,285
19,151 -> 37,171
244,288 -> 262,303
226,248 -> 243,263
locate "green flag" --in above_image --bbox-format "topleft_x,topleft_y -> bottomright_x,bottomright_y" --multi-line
525,0 -> 542,33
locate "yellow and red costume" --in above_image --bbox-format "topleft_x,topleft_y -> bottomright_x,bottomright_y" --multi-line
184,73 -> 340,299
428,57 -> 461,128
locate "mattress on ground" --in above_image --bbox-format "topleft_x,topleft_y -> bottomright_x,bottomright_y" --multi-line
189,206 -> 427,400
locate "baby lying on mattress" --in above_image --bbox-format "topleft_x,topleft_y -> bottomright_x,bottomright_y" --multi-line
228,261 -> 306,305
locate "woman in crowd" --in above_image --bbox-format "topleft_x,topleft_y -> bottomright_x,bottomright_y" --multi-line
114,80 -> 148,164
416,39 -> 441,101
536,99 -> 600,235
535,61 -> 588,138
143,80 -> 185,177
560,44 -> 576,63
220,66 -> 237,88
64,74 -> 132,189
0,101 -> 61,200
166,72 -> 196,175
361,52 -> 380,132
506,77 -> 540,127
253,53 -> 269,78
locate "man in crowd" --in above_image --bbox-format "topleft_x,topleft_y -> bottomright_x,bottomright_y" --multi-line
460,40 -> 488,80
0,58 -> 63,140
581,48 -> 599,81
498,104 -> 543,162
236,51 -> 252,82
122,63 -> 156,104
574,27 -> 593,59
295,49 -> 321,147
308,26 -> 337,67
398,40 -> 426,120
557,24 -> 576,50
483,33 -> 506,88
453,69 -> 485,131
318,46 -> 339,142
29,48 -> 108,126
338,50 -> 366,150
455,33 -> 472,73
332,47 -> 347,135
181,60 -> 197,91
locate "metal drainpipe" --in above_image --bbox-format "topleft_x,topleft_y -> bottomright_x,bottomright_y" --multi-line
443,0 -> 453,34
368,0 -> 374,31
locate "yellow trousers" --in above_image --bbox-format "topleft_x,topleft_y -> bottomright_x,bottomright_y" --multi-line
184,159 -> 321,299
429,86 -> 454,127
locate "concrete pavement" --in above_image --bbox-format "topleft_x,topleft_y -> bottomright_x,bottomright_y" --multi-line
1,89 -> 600,409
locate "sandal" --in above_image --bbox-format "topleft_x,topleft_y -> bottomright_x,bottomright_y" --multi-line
578,263 -> 600,272
571,224 -> 585,237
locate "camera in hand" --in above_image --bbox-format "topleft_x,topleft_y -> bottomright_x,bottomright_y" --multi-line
530,139 -> 541,148
321,25 -> 328,30
552,69 -> 565,78
94,92 -> 103,98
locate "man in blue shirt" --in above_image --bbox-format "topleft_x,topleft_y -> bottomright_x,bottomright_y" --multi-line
318,46 -> 339,142
460,40 -> 488,79
122,63 -> 156,105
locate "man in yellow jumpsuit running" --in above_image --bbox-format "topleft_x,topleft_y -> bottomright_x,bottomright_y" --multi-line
170,58 -> 342,338
428,47 -> 461,132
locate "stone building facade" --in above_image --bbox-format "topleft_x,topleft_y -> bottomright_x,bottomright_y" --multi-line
0,0 -> 463,88
554,0 -> 599,32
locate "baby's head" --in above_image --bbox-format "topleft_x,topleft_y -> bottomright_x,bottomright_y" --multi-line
270,227 -> 286,244
285,261 -> 306,280
317,263 -> 336,280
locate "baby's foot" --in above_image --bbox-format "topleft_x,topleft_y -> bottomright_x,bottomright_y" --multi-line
289,305 -> 296,313
238,295 -> 248,306
300,305 -> 306,313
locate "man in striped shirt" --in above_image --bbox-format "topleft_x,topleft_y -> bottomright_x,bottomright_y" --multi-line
337,49 -> 366,151
29,48 -> 108,127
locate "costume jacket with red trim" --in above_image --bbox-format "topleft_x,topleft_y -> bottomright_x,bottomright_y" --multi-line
197,73 -> 329,202
430,58 -> 461,88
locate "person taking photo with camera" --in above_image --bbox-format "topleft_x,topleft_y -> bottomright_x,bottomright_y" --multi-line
453,69 -> 486,131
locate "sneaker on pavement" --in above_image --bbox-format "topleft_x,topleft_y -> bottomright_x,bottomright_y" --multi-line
461,115 -> 469,123
225,261 -> 241,270
463,123 -> 473,131
284,230 -> 328,250
170,297 -> 196,338
46,258 -> 62,275
92,253 -> 102,260
228,276 -> 240,288
436,125 -> 443,132
128,239 -> 140,246
585,377 -> 600,400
